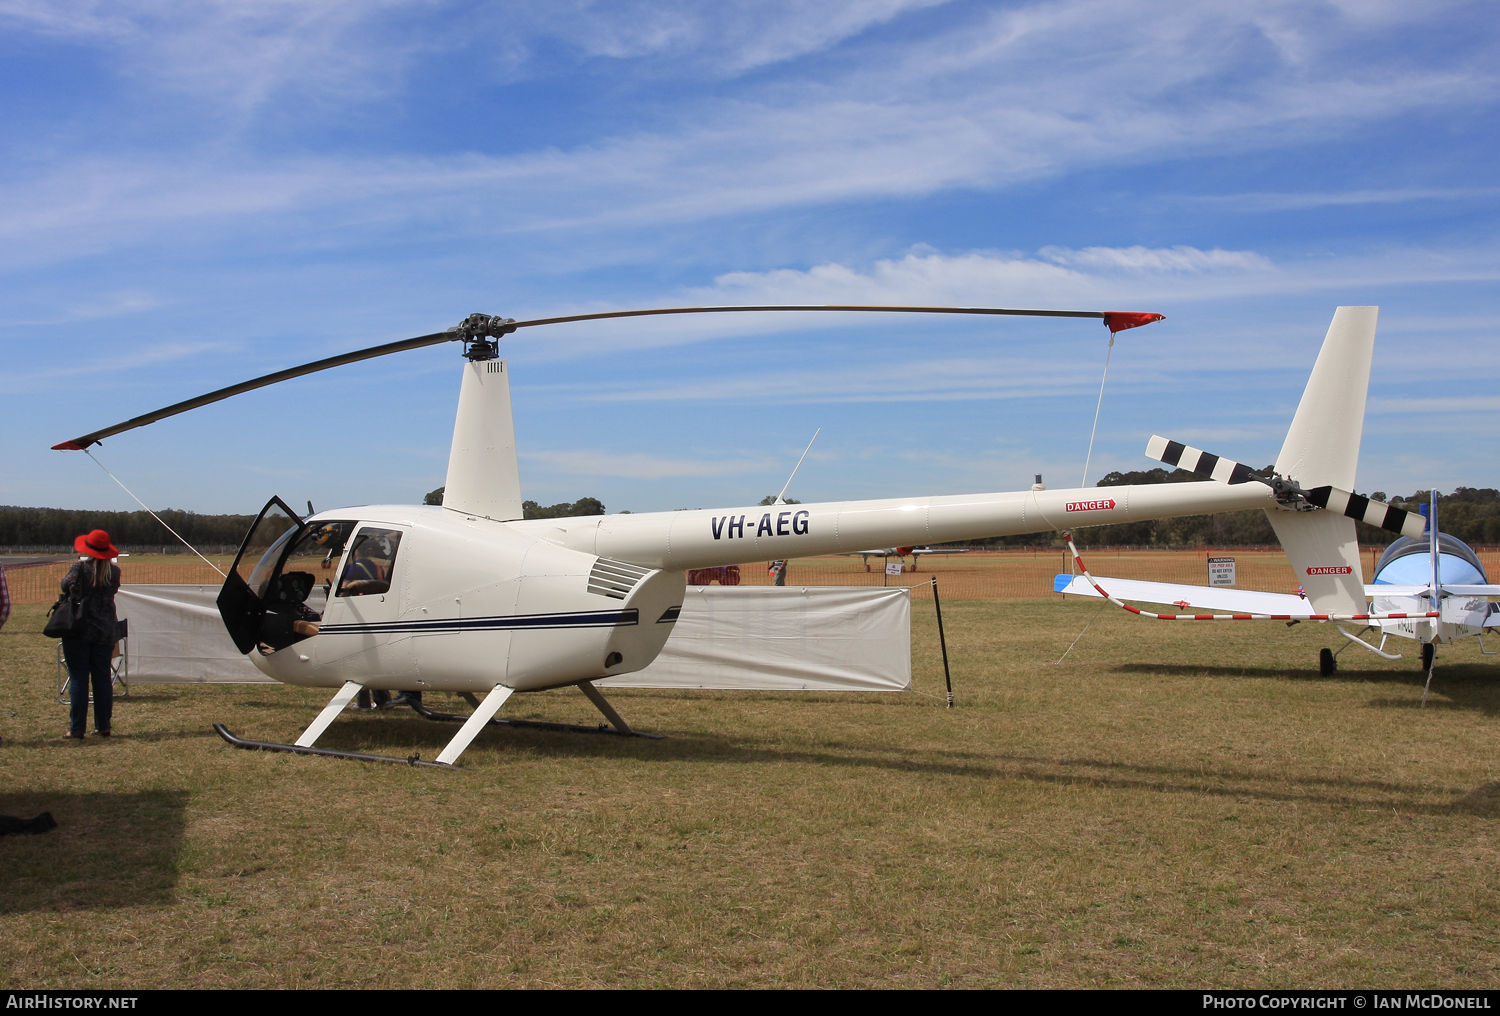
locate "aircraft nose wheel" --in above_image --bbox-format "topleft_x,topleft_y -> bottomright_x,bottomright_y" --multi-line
1421,642 -> 1435,670
1319,647 -> 1337,676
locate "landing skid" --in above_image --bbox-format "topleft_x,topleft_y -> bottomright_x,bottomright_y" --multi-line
409,690 -> 664,739
215,679 -> 660,770
213,723 -> 452,768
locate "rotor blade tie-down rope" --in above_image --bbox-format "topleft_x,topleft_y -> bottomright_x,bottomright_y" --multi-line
1080,332 -> 1115,490
1054,601 -> 1109,665
83,449 -> 227,578
1061,532 -> 1437,623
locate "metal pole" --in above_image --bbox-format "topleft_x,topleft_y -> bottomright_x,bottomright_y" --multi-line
931,576 -> 953,708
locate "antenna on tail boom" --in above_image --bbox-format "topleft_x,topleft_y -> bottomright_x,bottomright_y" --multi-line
775,429 -> 821,505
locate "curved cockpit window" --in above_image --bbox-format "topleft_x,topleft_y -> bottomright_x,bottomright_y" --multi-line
1373,534 -> 1488,586
335,527 -> 403,597
280,522 -> 359,594
245,524 -> 300,601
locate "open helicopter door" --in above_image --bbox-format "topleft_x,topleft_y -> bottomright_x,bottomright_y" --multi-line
218,496 -> 307,654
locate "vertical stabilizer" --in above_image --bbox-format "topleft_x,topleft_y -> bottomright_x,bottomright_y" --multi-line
1265,511 -> 1365,614
442,360 -> 522,521
1265,307 -> 1378,615
1274,306 -> 1377,491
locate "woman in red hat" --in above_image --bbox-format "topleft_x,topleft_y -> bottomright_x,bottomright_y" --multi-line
61,530 -> 122,739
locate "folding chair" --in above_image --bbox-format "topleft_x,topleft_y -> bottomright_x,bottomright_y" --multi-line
56,619 -> 129,704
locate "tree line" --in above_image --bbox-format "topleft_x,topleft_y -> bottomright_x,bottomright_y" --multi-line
2,494 -> 613,549
951,470 -> 1500,550
423,488 -> 606,519
8,478 -> 1497,553
0,505 -> 257,551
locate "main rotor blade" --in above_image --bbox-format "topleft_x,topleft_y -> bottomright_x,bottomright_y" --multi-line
512,304 -> 1116,328
53,329 -> 457,449
54,304 -> 1159,450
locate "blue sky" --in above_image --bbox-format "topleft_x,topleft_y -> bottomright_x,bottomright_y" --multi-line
2,0 -> 1497,516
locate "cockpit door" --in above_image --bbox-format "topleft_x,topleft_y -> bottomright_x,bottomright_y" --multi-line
218,497 -> 304,654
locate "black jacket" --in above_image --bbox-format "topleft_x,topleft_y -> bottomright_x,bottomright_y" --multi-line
61,560 -> 121,645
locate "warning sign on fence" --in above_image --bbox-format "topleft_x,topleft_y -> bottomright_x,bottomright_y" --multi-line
1208,557 -> 1236,587
886,561 -> 903,576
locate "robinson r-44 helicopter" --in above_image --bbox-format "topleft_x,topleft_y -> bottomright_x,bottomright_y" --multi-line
55,304 -> 1431,766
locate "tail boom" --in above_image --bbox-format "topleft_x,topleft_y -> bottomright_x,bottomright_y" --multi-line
512,479 -> 1275,571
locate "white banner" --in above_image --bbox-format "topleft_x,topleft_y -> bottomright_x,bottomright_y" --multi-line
116,585 -> 276,683
118,584 -> 912,692
603,585 -> 911,692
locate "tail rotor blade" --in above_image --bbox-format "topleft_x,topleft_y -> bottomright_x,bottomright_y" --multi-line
1143,435 -> 1257,484
1304,486 -> 1427,539
1144,434 -> 1425,539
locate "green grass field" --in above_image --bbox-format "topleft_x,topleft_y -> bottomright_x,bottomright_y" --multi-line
2,597 -> 1498,988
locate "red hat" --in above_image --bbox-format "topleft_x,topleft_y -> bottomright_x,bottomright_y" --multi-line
75,530 -> 119,560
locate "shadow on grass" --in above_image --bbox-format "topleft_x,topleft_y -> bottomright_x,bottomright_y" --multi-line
1113,661 -> 1500,716
249,710 -> 1500,819
0,791 -> 188,913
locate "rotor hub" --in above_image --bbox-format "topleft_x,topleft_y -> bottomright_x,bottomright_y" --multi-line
454,313 -> 517,361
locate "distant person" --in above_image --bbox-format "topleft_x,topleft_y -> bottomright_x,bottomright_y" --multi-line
0,562 -> 10,631
61,530 -> 122,739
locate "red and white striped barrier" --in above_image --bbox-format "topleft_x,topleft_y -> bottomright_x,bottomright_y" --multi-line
1062,532 -> 1439,622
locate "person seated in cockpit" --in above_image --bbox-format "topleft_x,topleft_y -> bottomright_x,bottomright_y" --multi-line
257,570 -> 321,654
337,536 -> 393,597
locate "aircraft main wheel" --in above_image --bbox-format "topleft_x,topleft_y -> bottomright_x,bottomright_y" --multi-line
1422,642 -> 1435,670
1319,648 -> 1337,676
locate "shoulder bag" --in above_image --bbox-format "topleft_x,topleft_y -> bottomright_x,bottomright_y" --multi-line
42,592 -> 83,639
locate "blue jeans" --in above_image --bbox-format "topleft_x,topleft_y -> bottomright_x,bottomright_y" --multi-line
63,639 -> 113,736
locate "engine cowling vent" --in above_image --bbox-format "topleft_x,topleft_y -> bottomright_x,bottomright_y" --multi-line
587,557 -> 652,600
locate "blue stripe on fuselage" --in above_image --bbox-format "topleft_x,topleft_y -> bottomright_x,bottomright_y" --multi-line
318,608 -> 639,636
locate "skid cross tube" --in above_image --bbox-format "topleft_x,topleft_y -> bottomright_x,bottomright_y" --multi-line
1062,532 -> 1439,623
410,694 -> 663,739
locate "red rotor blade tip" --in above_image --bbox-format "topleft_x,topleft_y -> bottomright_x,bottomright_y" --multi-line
1103,312 -> 1166,334
51,440 -> 87,451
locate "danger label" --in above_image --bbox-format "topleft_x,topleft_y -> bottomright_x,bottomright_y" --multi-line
1306,566 -> 1354,575
1064,499 -> 1116,512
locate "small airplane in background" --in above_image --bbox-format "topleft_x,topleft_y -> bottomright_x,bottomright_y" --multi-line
1055,306 -> 1499,693
849,546 -> 968,573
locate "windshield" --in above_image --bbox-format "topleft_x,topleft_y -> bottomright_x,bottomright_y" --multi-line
245,525 -> 301,600
1374,553 -> 1486,586
280,522 -> 358,591
233,500 -> 301,600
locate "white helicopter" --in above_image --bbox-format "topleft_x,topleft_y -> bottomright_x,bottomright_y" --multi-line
55,304 -> 1418,766
1054,306 -> 1500,694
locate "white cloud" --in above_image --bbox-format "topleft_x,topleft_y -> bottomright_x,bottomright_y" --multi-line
0,340 -> 228,393
1368,396 -> 1500,414
690,246 -> 1278,309
0,2 -> 1493,268
1186,187 -> 1500,213
0,290 -> 159,328
1040,246 -> 1275,274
